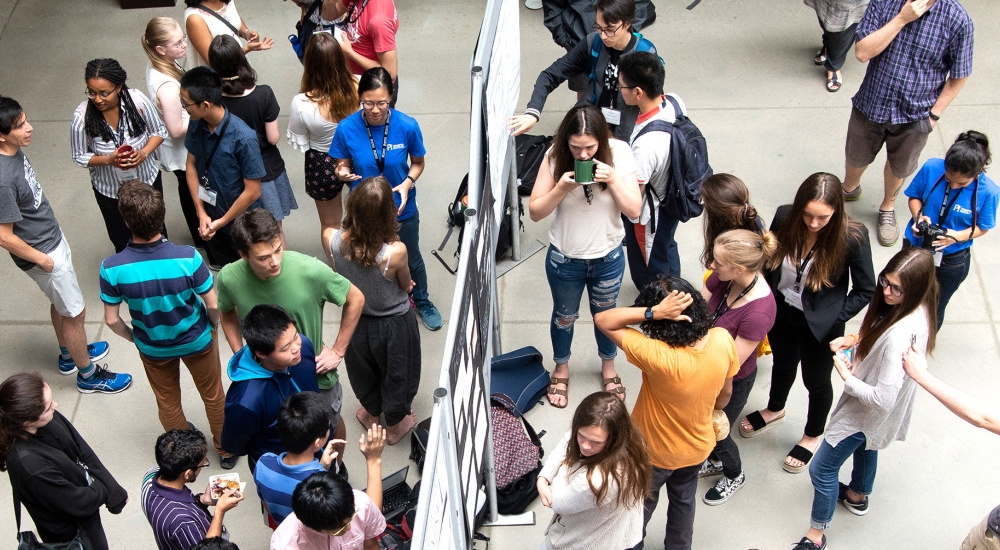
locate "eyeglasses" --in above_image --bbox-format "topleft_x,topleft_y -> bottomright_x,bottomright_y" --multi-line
169,36 -> 188,49
618,83 -> 638,90
326,508 -> 358,536
592,22 -> 624,38
179,98 -> 196,109
195,458 -> 210,469
360,100 -> 389,110
85,87 -> 118,100
878,274 -> 903,297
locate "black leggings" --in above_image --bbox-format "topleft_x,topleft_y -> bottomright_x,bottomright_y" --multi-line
93,173 -> 164,253
766,298 -> 844,438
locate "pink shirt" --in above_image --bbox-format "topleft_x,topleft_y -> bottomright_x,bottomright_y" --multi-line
270,490 -> 385,550
343,0 -> 398,75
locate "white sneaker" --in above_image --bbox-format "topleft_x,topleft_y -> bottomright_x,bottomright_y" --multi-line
525,0 -> 543,9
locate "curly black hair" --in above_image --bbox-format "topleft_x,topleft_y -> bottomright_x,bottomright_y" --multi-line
635,276 -> 712,347
83,59 -> 148,142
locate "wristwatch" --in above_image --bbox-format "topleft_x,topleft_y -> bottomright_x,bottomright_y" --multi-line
929,111 -> 941,121
644,306 -> 654,320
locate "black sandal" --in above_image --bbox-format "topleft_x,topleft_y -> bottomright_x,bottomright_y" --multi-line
739,409 -> 785,438
783,444 -> 815,474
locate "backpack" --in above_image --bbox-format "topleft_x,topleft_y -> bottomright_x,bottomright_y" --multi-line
588,32 -> 660,103
490,346 -> 550,415
632,94 -> 711,223
491,393 -> 544,515
377,481 -> 420,549
437,174 -> 523,270
289,0 -> 336,61
514,134 -> 553,196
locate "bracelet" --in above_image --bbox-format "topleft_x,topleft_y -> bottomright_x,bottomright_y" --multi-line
404,175 -> 416,185
929,111 -> 941,121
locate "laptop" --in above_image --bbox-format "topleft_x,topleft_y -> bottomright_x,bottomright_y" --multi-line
364,465 -> 414,521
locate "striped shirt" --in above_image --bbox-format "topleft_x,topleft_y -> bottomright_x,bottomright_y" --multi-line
141,467 -> 226,550
70,88 -> 167,198
99,238 -> 214,359
852,0 -> 974,124
253,453 -> 326,527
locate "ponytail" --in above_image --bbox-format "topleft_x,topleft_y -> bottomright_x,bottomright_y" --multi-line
945,130 -> 991,176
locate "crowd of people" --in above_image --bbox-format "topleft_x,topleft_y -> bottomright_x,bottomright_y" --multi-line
0,0 -> 996,549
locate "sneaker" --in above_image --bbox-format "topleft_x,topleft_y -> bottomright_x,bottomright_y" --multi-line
77,365 -> 132,394
838,482 -> 869,516
792,535 -> 826,550
58,341 -> 110,375
415,301 -> 443,331
524,0 -> 542,9
220,454 -> 239,470
843,184 -> 863,201
698,459 -> 723,478
877,209 -> 899,246
703,471 -> 745,505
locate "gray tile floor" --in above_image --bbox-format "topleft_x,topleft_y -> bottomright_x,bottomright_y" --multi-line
0,0 -> 999,548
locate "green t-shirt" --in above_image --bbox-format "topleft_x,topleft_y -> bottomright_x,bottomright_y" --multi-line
217,250 -> 351,389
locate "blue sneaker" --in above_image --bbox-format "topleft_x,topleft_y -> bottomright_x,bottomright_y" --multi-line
415,301 -> 442,331
58,341 -> 110,375
77,365 -> 132,394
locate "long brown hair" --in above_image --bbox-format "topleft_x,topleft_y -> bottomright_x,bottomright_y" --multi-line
857,247 -> 937,359
340,176 -> 400,266
564,392 -> 650,510
142,17 -> 185,81
0,373 -> 46,471
701,173 -> 762,268
300,33 -> 358,122
767,172 -> 865,292
551,106 -> 614,191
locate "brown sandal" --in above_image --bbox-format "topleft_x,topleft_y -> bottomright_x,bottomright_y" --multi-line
603,376 -> 627,400
547,377 -> 569,408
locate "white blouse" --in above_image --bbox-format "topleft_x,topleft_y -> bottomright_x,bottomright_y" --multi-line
286,93 -> 343,153
184,1 -> 244,69
145,64 -> 189,172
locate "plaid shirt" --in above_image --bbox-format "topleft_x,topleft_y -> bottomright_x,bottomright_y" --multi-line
852,0 -> 973,125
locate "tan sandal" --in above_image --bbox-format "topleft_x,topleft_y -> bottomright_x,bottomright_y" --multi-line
603,376 -> 627,400
547,377 -> 569,408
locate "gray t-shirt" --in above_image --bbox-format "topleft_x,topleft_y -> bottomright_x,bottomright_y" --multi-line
0,150 -> 61,270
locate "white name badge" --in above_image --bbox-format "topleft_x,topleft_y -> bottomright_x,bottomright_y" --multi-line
116,168 -> 138,182
782,287 -> 804,311
934,250 -> 943,267
198,186 -> 218,207
601,107 -> 622,126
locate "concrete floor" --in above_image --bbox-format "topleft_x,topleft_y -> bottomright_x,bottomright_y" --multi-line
0,0 -> 999,548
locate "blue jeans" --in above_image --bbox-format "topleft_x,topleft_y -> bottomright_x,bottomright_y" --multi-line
935,247 -> 971,330
545,244 -> 625,364
809,432 -> 878,530
397,211 -> 429,305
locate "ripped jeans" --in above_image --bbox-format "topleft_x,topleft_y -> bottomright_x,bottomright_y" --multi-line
545,244 -> 625,364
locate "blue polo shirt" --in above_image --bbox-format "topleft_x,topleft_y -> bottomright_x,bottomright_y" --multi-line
184,109 -> 266,216
99,238 -> 214,359
903,158 -> 999,254
328,109 -> 426,221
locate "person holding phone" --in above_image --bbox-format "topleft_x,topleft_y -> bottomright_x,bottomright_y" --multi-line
528,105 -> 641,408
903,130 -> 998,329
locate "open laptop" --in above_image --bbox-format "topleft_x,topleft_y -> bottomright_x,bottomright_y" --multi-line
364,465 -> 414,521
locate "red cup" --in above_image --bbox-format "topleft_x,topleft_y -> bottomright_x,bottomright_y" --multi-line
115,145 -> 134,168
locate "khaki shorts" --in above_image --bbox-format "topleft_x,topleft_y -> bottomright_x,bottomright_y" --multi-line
845,107 -> 932,179
317,380 -> 344,430
960,512 -> 1000,550
24,235 -> 85,318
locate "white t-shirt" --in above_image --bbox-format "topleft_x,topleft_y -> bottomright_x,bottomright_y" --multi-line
146,64 -> 189,172
629,94 -> 686,202
184,2 -> 244,69
547,139 -> 637,259
287,93 -> 343,153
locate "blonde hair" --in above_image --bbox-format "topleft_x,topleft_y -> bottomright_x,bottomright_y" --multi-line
142,17 -> 184,81
713,229 -> 778,274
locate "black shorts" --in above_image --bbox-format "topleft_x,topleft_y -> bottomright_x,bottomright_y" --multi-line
304,148 -> 346,201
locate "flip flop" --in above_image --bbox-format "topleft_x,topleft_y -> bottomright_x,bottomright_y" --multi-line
739,409 -> 785,438
814,48 -> 827,66
602,376 -> 627,400
547,377 -> 569,408
826,72 -> 842,93
782,444 -> 815,474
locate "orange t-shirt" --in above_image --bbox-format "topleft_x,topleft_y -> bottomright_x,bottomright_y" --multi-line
623,327 -> 739,470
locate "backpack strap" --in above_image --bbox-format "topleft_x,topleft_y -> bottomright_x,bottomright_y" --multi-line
588,33 -> 603,104
664,94 -> 683,119
633,119 -> 674,142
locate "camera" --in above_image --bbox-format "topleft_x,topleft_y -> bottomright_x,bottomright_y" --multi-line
916,221 -> 947,250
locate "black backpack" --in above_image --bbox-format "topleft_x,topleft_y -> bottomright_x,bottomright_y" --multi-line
514,134 -> 553,196
633,94 -> 711,223
438,174 -> 522,266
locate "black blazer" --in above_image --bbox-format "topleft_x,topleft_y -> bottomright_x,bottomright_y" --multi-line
764,205 -> 876,341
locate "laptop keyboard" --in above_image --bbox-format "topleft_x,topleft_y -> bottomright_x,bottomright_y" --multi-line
383,485 -> 410,514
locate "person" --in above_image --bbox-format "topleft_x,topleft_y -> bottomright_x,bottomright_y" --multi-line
222,304 -> 324,472
790,246 -> 937,550
1,373 -> 128,550
210,35 -> 298,233
740,173 -> 875,474
70,58 -> 167,253
510,0 -> 658,141
184,0 -> 273,69
699,173 -> 766,269
536,391 -> 650,550
903,131 -> 998,329
193,538 -> 241,550
100,180 -> 230,463
141,428 -> 244,550
527,104 -> 640,408
143,16 -> 216,264
617,50 -> 686,288
594,277 -> 739,550
181,66 -> 265,267
322,0 -> 400,104
256,392 -> 386,528
288,32 -> 359,258
330,176 -> 421,445
0,96 -> 131,393
542,0 -> 655,50
805,0 -> 869,92
902,348 -> 1000,550
698,230 -> 778,505
840,0 -> 974,247
217,208 -> 363,469
330,67 -> 440,330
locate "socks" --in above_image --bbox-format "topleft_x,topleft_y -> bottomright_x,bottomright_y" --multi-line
78,362 -> 96,379
59,346 -> 72,361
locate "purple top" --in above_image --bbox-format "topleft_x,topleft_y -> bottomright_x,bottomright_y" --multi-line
706,272 -> 777,380
141,467 -> 221,550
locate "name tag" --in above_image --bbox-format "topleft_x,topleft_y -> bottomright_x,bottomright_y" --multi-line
934,250 -> 943,267
601,108 -> 622,126
198,185 -> 218,207
782,287 -> 804,310
116,168 -> 138,183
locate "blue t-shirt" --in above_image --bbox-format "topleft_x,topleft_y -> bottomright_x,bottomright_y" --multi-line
903,158 -> 999,254
254,453 -> 326,527
328,109 -> 426,221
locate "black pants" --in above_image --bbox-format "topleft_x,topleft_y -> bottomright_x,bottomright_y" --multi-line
344,310 -> 421,426
766,298 -> 843,438
622,213 -> 681,292
710,368 -> 757,478
634,463 -> 700,550
201,203 -> 242,267
93,173 -> 164,253
818,19 -> 858,72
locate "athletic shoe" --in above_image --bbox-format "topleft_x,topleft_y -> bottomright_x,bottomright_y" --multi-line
416,301 -> 443,331
843,184 -> 863,201
58,341 -> 110,375
697,459 -> 723,478
792,535 -> 826,550
838,482 -> 869,516
524,0 -> 542,9
220,454 -> 239,470
877,209 -> 899,246
77,365 -> 132,394
703,471 -> 745,505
